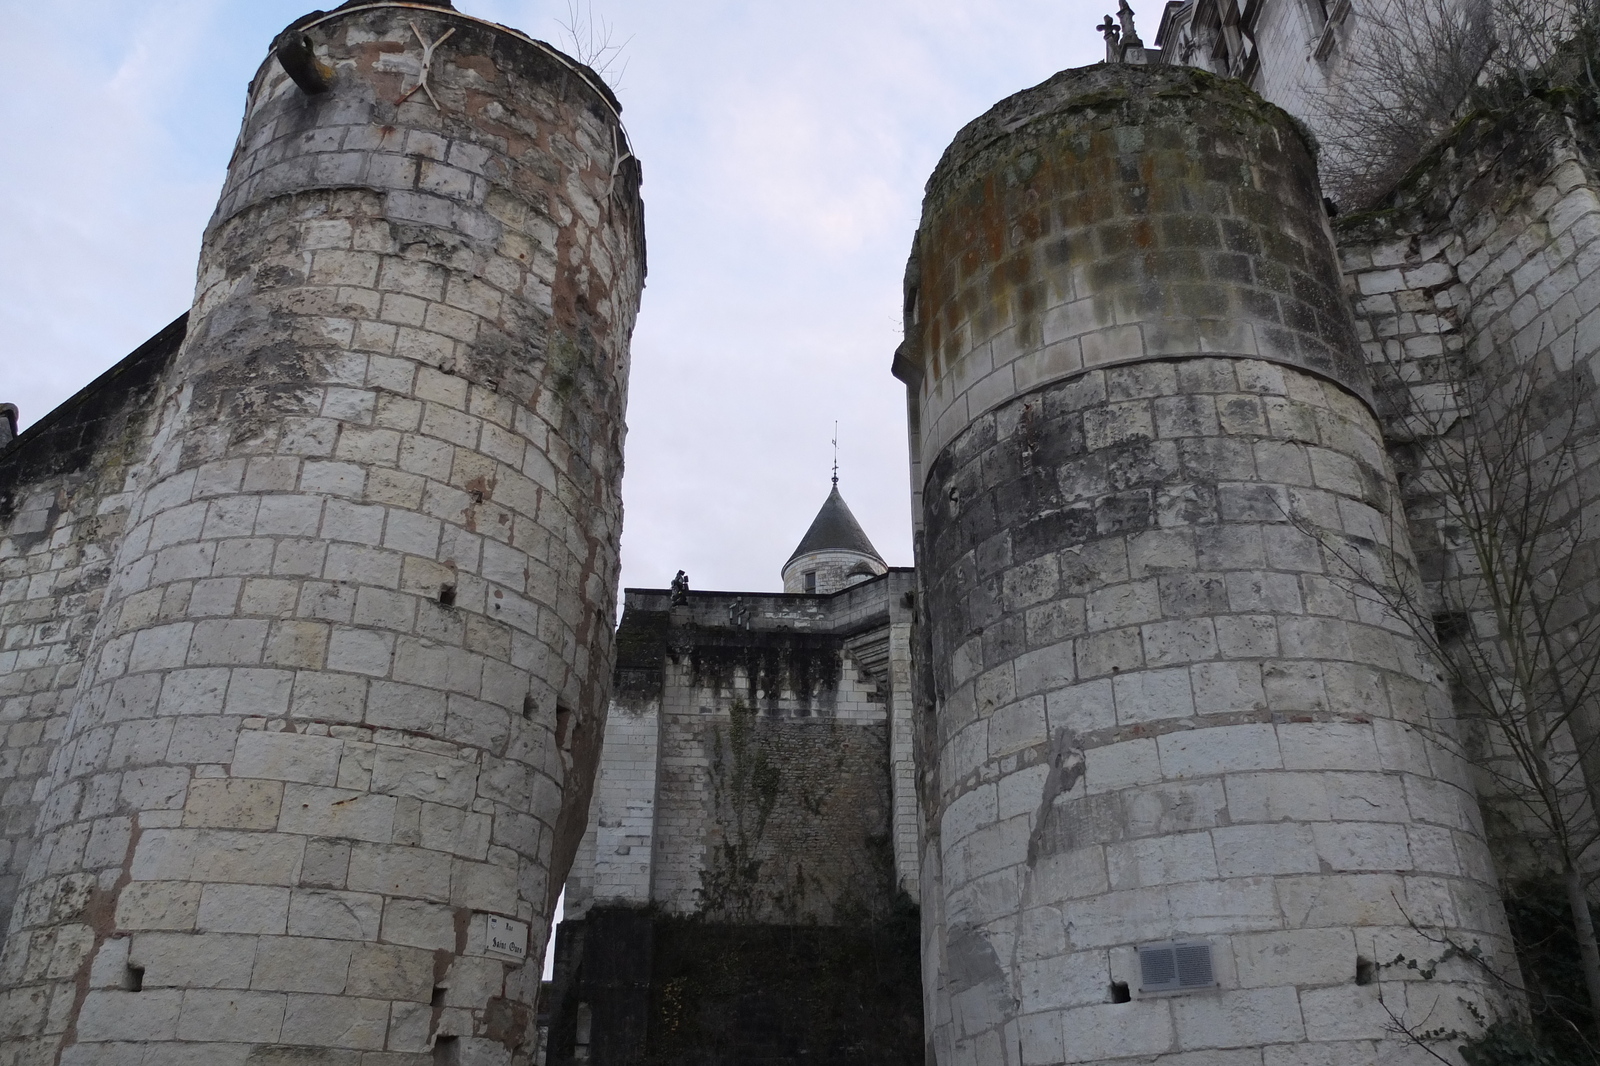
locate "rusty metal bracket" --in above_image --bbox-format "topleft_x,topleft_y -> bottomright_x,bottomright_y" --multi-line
397,21 -> 457,109
274,28 -> 335,94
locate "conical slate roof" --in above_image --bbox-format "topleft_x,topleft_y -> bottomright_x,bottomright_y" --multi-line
786,484 -> 884,566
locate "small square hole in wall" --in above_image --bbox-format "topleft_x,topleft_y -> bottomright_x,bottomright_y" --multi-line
433,1035 -> 460,1065
432,985 -> 447,1007
1109,980 -> 1131,1003
438,584 -> 457,607
124,964 -> 144,992
1356,956 -> 1375,985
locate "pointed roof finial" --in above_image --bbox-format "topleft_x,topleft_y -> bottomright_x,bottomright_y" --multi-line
785,483 -> 884,567
832,421 -> 839,487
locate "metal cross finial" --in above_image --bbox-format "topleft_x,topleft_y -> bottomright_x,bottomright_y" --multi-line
832,422 -> 839,487
1097,14 -> 1121,42
398,21 -> 457,109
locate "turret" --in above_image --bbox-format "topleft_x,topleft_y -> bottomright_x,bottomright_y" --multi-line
781,481 -> 887,594
0,4 -> 644,1061
901,64 -> 1512,1065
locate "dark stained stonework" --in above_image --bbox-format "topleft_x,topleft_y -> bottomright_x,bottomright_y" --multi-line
903,64 -> 1370,425
547,576 -> 922,1065
547,907 -> 922,1066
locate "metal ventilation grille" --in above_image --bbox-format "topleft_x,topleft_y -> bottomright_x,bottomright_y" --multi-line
1137,940 -> 1215,993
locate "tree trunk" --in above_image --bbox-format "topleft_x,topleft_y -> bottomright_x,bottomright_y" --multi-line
1563,865 -> 1600,1037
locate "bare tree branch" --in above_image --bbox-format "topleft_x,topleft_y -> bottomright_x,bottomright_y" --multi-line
1288,334 -> 1600,1038
557,0 -> 632,90
1310,0 -> 1600,206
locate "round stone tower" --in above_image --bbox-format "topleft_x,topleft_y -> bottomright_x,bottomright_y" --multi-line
0,3 -> 643,1061
782,480 -> 888,594
899,66 -> 1514,1064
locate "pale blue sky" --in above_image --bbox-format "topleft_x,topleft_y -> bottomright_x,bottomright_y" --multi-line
0,0 -> 1108,596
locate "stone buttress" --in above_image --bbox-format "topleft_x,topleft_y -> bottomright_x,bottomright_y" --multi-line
0,2 -> 643,1062
897,65 -> 1515,1065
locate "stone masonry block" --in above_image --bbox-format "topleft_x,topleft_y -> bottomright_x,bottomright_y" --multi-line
370,747 -> 477,807
233,732 -> 344,787
278,785 -> 397,843
197,884 -> 290,935
251,936 -> 355,994
1211,822 -> 1319,877
1157,725 -> 1281,778
174,989 -> 286,1043
379,899 -> 456,951
74,990 -> 184,1043
129,931 -> 257,990
346,844 -> 451,902
280,993 -> 391,1050
114,882 -> 202,931
287,889 -> 382,941
345,943 -> 433,1001
1112,668 -> 1194,725
183,779 -> 284,830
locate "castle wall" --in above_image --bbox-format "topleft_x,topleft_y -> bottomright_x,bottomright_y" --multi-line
901,65 -> 1514,1066
0,320 -> 186,959
584,585 -> 911,924
548,581 -> 923,1065
887,610 -> 921,894
0,6 -> 643,1063
653,656 -> 888,922
1154,0 -> 1397,203
1336,97 -> 1600,883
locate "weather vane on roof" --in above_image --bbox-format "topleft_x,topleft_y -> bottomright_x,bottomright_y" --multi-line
832,422 -> 839,487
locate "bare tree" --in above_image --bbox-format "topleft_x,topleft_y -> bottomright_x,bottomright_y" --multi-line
1296,341 -> 1600,1045
557,0 -> 631,89
1311,0 -> 1598,207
